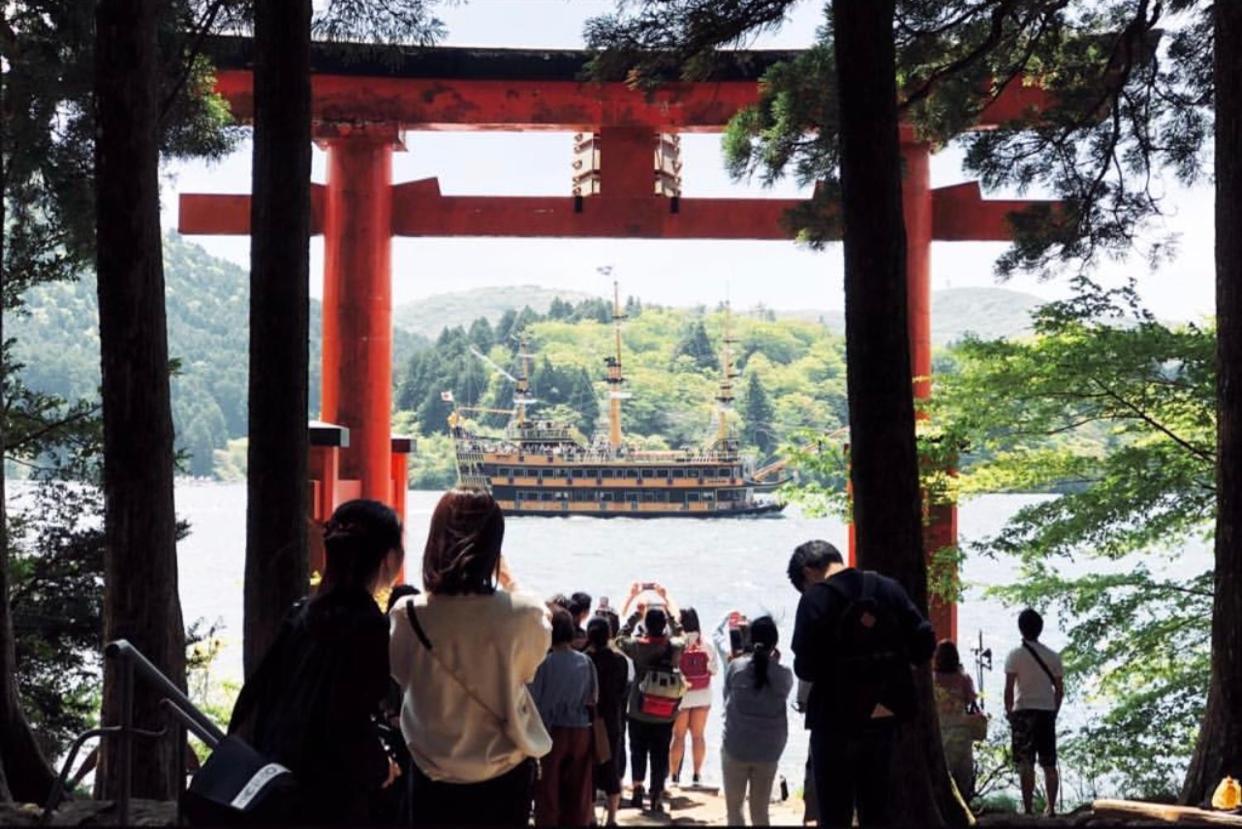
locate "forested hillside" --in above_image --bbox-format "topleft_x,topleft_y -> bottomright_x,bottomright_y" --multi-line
395,297 -> 850,488
393,285 -> 596,338
10,234 -> 426,477
13,235 -> 1049,482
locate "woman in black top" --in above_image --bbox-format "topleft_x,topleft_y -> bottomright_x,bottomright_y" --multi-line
586,616 -> 630,826
229,499 -> 404,824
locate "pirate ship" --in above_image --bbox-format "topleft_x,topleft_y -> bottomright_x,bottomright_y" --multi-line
447,284 -> 785,517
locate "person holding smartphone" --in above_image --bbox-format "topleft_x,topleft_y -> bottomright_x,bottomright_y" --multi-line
616,582 -> 685,814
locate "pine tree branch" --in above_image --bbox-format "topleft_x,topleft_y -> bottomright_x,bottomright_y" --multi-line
900,0 -> 1022,111
5,407 -> 99,454
160,0 -> 230,122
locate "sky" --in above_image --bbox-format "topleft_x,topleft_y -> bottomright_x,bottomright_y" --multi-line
161,0 -> 1216,321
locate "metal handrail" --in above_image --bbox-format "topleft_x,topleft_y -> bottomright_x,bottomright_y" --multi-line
40,639 -> 226,826
104,640 -> 225,745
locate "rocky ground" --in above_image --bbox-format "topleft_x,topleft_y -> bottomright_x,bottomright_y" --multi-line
0,799 -> 176,826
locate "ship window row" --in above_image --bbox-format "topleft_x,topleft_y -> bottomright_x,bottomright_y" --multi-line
496,466 -> 741,480
514,489 -> 746,503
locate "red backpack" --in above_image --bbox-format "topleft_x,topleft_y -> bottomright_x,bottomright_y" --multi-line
681,646 -> 711,691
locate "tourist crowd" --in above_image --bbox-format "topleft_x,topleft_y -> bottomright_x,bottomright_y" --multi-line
214,489 -> 1063,827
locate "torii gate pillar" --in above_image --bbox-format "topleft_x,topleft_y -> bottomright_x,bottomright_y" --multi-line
320,128 -> 398,506
901,132 -> 958,640
847,133 -> 958,639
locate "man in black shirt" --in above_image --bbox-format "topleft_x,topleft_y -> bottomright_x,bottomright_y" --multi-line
789,540 -> 936,827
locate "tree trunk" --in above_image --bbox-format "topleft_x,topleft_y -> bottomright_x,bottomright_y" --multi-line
832,0 -> 968,825
94,0 -> 186,799
243,0 -> 312,677
1182,0 -> 1242,807
0,30 -> 57,805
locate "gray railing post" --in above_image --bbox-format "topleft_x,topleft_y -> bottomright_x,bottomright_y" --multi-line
117,653 -> 134,827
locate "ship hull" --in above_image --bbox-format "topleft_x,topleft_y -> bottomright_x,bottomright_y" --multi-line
494,500 -> 786,519
454,427 -> 784,519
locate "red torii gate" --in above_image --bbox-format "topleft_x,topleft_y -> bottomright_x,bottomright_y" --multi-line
181,38 -> 1051,638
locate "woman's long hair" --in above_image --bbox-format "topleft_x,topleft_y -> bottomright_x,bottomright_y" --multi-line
422,489 -> 505,595
750,616 -> 779,690
586,616 -> 611,651
680,607 -> 701,635
934,639 -> 963,674
319,499 -> 404,598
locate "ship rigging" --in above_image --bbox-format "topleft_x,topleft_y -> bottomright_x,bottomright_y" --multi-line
446,282 -> 784,517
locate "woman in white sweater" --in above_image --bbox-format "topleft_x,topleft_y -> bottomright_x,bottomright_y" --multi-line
390,489 -> 552,826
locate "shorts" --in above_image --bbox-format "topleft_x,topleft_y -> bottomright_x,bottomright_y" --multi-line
1009,709 -> 1057,767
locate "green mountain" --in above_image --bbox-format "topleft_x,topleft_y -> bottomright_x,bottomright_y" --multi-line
393,285 -> 597,338
10,233 -> 426,477
12,233 -> 1046,482
779,286 -> 1044,345
396,284 -> 1045,347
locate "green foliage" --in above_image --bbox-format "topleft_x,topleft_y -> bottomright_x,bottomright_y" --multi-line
393,286 -> 598,339
742,372 -> 777,455
930,282 -> 1215,796
396,302 -> 850,474
9,479 -> 105,755
4,0 -> 240,309
780,280 -> 1214,793
673,320 -> 718,371
212,438 -> 249,483
3,328 -> 105,754
10,234 -> 427,479
955,3 -> 1213,277
589,1 -> 1212,277
406,433 -> 459,490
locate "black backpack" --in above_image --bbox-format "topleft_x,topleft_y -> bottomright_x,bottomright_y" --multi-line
826,571 -> 906,724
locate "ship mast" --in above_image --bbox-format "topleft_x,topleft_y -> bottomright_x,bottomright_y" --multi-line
514,333 -> 533,427
605,279 -> 627,448
715,301 -> 740,443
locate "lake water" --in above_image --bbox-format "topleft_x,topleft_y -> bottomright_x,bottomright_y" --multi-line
179,483 -> 1165,793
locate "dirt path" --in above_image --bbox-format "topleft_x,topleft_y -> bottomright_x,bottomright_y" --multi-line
611,783 -> 807,826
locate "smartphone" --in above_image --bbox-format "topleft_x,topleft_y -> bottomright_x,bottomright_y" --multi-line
729,619 -> 752,655
641,582 -> 658,590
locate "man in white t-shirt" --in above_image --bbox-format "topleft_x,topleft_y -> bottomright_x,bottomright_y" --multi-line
1004,608 -> 1065,816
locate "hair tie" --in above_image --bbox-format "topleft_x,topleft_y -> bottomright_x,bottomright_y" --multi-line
323,520 -> 362,543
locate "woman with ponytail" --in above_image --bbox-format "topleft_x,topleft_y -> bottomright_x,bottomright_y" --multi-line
228,499 -> 405,824
720,616 -> 794,826
389,488 -> 552,826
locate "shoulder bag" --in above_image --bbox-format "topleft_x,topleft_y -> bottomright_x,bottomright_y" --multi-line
589,705 -> 612,764
184,736 -> 299,826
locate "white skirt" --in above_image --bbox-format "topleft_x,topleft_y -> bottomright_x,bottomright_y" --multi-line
681,686 -> 713,710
